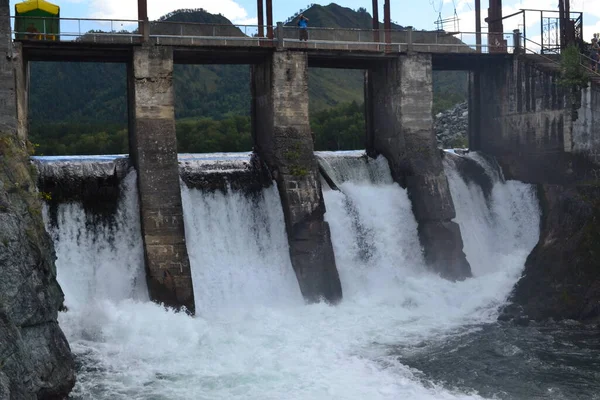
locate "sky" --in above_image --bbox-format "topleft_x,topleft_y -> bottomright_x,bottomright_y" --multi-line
9,0 -> 600,44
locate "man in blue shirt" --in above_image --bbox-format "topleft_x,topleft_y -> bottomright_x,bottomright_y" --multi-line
298,14 -> 309,41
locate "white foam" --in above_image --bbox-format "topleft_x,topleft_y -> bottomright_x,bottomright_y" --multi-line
52,152 -> 540,400
46,171 -> 147,310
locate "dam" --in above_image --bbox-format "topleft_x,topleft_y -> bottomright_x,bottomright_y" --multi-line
3,0 -> 600,398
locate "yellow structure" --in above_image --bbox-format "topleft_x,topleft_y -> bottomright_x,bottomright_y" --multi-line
15,0 -> 60,41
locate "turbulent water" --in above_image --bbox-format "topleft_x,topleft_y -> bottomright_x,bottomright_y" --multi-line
37,152 -> 598,399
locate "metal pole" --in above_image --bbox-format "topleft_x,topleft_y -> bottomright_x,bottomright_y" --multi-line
523,11 -> 526,52
138,0 -> 149,41
372,0 -> 379,42
257,0 -> 264,38
266,0 -> 273,39
475,0 -> 481,53
383,0 -> 391,46
559,0 -> 565,50
540,10 -> 544,53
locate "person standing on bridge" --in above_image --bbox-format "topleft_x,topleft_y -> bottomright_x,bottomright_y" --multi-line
298,14 -> 309,42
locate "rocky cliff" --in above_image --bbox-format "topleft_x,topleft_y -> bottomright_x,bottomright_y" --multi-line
507,184 -> 600,322
0,134 -> 75,399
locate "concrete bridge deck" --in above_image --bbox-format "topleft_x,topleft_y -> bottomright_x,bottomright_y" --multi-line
19,39 -> 511,71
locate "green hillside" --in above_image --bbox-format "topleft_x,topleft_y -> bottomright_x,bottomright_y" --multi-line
28,4 -> 468,154
29,4 -> 466,124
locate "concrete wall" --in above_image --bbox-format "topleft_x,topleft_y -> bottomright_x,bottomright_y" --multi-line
572,83 -> 600,156
129,45 -> 195,314
367,54 -> 471,280
252,50 -> 342,303
475,55 -> 600,182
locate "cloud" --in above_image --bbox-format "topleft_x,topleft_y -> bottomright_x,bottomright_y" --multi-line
89,0 -> 252,24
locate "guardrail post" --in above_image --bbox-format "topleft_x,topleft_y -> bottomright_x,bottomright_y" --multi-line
513,29 -> 521,54
276,22 -> 283,49
407,27 -> 413,52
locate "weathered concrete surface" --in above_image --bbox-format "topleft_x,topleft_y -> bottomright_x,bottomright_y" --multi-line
367,54 -> 471,280
252,51 -> 342,303
0,1 -> 75,397
471,55 -> 600,322
129,45 -> 195,314
475,55 -> 573,183
572,84 -> 600,155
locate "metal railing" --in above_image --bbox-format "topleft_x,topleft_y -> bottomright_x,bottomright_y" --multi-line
520,35 -> 600,80
9,16 -> 520,55
12,16 -> 142,43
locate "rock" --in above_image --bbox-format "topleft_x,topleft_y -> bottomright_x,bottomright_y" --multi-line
434,102 -> 468,149
0,134 -> 75,399
510,184 -> 600,321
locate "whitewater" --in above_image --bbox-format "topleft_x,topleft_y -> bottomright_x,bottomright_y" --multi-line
42,151 -> 540,399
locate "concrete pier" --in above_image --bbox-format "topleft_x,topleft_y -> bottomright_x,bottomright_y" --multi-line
129,45 -> 195,313
252,51 -> 342,303
367,54 -> 471,280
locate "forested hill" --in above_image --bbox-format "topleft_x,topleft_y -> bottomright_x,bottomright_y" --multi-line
29,4 -> 466,126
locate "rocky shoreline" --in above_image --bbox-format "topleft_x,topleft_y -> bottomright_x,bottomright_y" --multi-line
434,102 -> 468,149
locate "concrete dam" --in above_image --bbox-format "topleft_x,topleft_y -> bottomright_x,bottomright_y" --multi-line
18,36 -> 600,315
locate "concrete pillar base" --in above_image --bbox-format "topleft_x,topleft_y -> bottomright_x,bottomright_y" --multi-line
368,53 -> 472,280
129,45 -> 195,314
253,51 -> 342,303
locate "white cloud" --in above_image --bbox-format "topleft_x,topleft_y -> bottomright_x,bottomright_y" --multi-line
89,0 -> 252,24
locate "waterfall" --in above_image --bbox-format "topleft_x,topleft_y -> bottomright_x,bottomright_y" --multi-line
180,180 -> 303,312
38,159 -> 146,309
443,151 -> 540,277
317,151 -> 425,298
42,151 -> 540,400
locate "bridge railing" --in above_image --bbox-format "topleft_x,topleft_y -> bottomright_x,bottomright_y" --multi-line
11,16 -> 142,43
520,35 -> 600,79
148,21 -> 275,46
11,15 -> 523,55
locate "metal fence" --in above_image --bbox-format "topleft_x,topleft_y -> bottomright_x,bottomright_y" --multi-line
11,16 -> 522,54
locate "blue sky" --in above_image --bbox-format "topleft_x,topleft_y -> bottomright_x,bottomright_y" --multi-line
9,0 -> 600,42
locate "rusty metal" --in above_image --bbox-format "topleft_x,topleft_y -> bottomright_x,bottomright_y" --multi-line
257,0 -> 264,37
486,0 -> 506,53
138,0 -> 148,41
138,0 -> 147,21
383,0 -> 390,45
266,0 -> 273,39
372,0 -> 379,42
